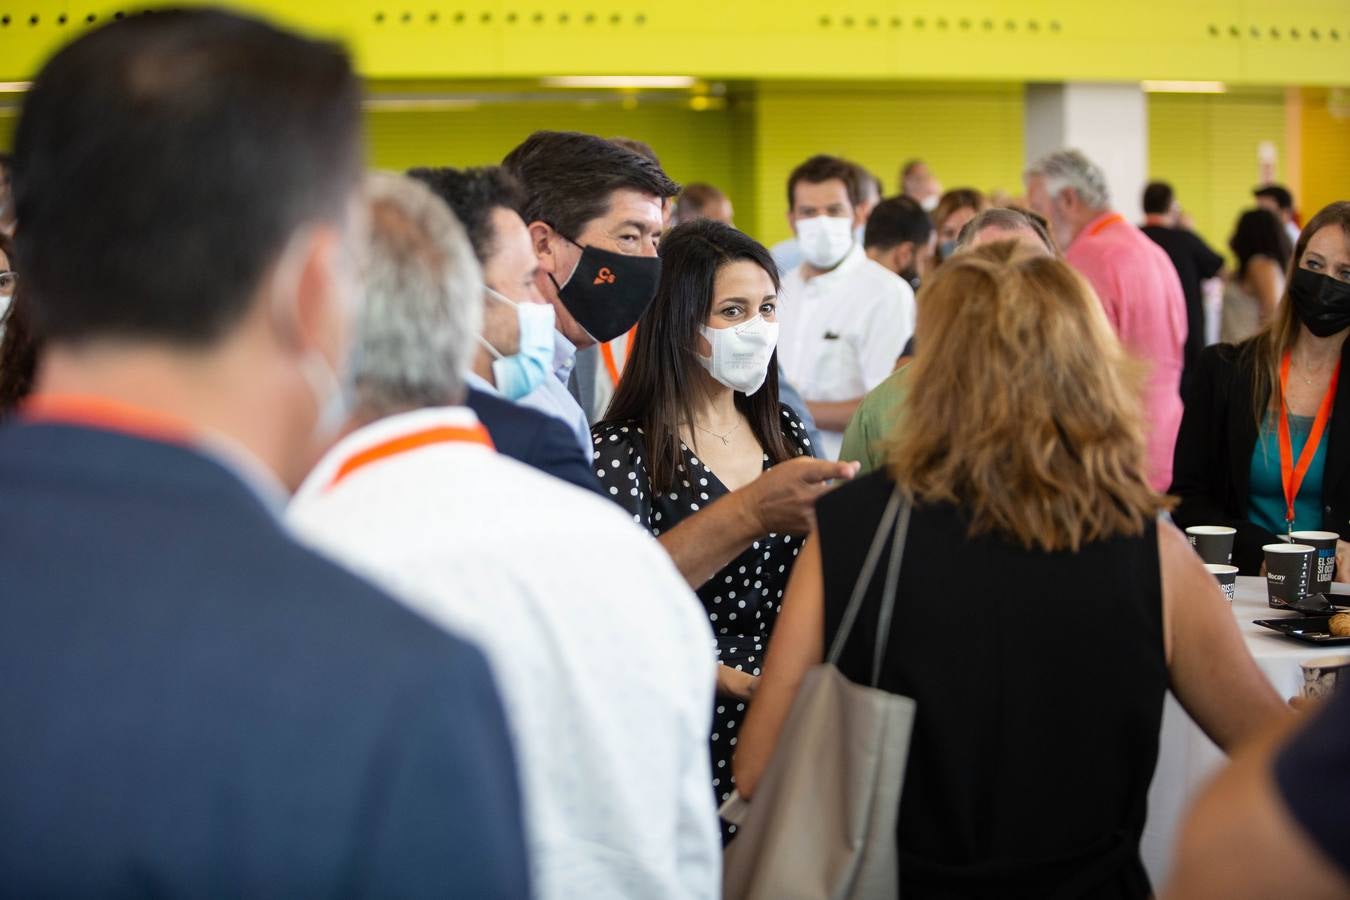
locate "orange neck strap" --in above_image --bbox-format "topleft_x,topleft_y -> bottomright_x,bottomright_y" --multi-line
22,393 -> 195,445
1278,350 -> 1339,533
327,423 -> 494,490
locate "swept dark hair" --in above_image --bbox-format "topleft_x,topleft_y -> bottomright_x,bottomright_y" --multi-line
1254,184 -> 1294,212
864,195 -> 933,250
599,219 -> 796,492
1230,207 -> 1293,280
13,8 -> 362,345
502,130 -> 679,240
407,165 -> 525,264
1142,181 -> 1174,215
786,154 -> 861,210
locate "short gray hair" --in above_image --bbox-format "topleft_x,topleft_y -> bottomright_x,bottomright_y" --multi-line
955,207 -> 1058,255
1026,149 -> 1111,210
353,172 -> 483,415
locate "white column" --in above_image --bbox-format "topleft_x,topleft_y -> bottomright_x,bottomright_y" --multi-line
1025,83 -> 1148,221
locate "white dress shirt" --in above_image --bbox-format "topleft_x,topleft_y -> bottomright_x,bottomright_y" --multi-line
517,330 -> 593,457
288,407 -> 720,900
777,242 -> 916,460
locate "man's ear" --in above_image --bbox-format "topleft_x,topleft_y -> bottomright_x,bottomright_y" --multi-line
896,243 -> 916,273
272,224 -> 347,360
528,220 -> 561,275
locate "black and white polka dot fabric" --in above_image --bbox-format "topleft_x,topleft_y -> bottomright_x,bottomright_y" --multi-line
591,407 -> 812,840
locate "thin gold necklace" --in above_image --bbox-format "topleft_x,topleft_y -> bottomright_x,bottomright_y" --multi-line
690,419 -> 742,447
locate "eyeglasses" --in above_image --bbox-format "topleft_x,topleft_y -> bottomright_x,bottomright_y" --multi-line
0,271 -> 15,295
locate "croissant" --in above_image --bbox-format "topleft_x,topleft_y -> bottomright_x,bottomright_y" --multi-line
1329,613 -> 1350,637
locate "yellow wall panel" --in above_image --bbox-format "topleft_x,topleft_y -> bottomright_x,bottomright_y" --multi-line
364,97 -> 753,227
2,1 -> 1350,83
1147,90 -> 1287,262
1299,89 -> 1350,224
750,83 -> 1025,247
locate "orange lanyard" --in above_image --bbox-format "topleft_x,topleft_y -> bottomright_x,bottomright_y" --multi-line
1085,213 -> 1126,238
1278,350 -> 1339,533
600,326 -> 637,387
22,393 -> 195,444
327,424 -> 494,490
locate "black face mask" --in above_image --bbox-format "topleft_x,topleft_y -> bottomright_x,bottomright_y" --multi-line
1290,267 -> 1350,338
549,238 -> 661,343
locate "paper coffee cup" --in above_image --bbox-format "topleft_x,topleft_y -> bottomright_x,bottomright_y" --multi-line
1204,564 -> 1240,601
1290,531 -> 1339,596
1186,525 -> 1237,565
1301,655 -> 1350,699
1264,542 -> 1316,609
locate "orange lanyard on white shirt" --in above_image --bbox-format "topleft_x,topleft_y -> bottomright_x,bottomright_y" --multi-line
327,423 -> 494,490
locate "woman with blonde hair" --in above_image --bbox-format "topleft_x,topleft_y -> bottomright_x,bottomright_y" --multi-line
735,242 -> 1287,898
1173,202 -> 1350,575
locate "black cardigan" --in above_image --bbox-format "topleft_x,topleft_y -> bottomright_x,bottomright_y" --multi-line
1170,340 -> 1350,574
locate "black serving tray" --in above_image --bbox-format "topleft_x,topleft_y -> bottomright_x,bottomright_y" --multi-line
1253,617 -> 1350,645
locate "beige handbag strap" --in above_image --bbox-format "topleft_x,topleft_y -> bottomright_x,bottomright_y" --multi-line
826,488 -> 911,687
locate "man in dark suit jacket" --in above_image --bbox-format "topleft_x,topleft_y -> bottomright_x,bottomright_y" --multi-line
467,384 -> 602,492
0,11 -> 530,896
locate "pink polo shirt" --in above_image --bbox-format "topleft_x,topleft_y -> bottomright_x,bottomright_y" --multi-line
1066,212 -> 1188,492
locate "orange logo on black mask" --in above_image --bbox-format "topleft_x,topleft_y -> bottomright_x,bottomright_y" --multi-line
593,267 -> 616,286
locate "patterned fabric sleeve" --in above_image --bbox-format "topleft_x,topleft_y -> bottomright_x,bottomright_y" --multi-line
590,421 -> 656,532
778,405 -> 815,459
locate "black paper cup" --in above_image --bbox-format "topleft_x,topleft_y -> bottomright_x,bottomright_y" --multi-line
1301,655 -> 1350,699
1204,564 -> 1240,602
1264,543 -> 1316,609
1186,525 -> 1237,565
1290,531 -> 1339,596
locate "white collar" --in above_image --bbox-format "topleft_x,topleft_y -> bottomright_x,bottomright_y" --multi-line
465,370 -> 500,397
552,329 -> 578,379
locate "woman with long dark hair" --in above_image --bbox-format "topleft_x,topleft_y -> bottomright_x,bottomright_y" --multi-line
1221,207 -> 1293,343
592,219 -> 815,828
1174,201 -> 1350,574
0,231 -> 38,418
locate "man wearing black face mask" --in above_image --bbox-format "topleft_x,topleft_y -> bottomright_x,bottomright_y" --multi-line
502,132 -> 677,449
864,195 -> 935,293
506,130 -> 861,597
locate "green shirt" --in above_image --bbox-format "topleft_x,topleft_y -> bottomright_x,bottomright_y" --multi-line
839,364 -> 912,473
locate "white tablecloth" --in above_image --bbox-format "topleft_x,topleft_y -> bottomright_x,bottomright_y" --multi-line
1141,575 -> 1350,887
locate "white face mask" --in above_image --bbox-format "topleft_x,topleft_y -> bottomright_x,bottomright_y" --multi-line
795,215 -> 855,270
696,313 -> 779,396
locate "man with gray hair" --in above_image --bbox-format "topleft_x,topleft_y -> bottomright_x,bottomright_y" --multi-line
288,172 -> 722,900
1025,149 -> 1188,491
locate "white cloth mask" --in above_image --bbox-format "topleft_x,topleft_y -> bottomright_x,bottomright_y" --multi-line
696,313 -> 779,396
795,215 -> 855,270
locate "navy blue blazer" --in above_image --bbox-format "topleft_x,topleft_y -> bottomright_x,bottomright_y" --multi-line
467,386 -> 602,493
0,421 -> 531,898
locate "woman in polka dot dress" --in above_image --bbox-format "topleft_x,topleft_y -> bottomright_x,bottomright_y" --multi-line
590,220 -> 813,840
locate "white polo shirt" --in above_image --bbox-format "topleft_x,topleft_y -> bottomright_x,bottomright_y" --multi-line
289,407 -> 720,900
777,243 -> 916,460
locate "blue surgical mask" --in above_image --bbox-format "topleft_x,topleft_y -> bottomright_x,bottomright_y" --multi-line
938,239 -> 958,262
479,287 -> 557,401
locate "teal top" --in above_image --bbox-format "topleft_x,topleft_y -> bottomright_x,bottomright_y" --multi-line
1249,413 -> 1327,535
